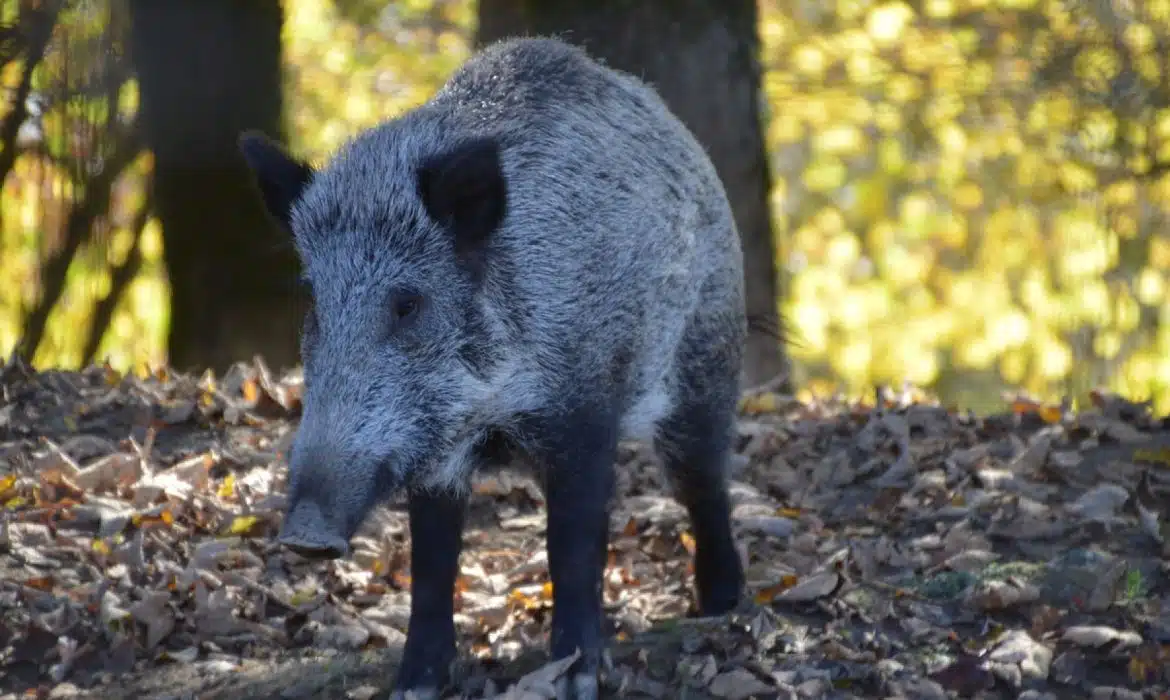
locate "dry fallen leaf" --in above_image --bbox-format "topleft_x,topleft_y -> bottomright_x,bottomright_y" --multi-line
707,667 -> 773,699
967,579 -> 1041,610
930,654 -> 995,695
0,473 -> 17,498
1138,502 -> 1163,543
773,571 -> 840,602
1061,625 -> 1143,649
223,514 -> 267,536
128,591 -> 176,650
71,452 -> 143,492
1066,484 -> 1130,521
495,649 -> 581,699
988,630 -> 1053,684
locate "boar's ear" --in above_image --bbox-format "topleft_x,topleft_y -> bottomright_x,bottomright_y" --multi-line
238,130 -> 314,231
416,137 -> 507,256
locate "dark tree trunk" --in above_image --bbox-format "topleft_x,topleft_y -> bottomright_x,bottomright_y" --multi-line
126,0 -> 306,374
475,0 -> 790,389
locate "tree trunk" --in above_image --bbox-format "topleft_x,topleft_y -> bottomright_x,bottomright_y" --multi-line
475,0 -> 790,389
126,0 -> 306,374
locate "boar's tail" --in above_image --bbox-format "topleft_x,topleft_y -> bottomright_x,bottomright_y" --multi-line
747,310 -> 802,351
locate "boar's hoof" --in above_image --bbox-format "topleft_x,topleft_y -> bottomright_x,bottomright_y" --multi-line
554,672 -> 599,700
277,534 -> 348,560
388,687 -> 440,700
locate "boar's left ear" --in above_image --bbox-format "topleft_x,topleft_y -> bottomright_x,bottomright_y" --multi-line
238,130 -> 315,231
417,137 -> 507,256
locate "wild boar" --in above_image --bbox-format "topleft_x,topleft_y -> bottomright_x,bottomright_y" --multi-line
239,35 -> 755,700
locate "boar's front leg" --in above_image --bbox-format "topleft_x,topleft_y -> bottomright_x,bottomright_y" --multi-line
391,487 -> 469,700
535,407 -> 619,700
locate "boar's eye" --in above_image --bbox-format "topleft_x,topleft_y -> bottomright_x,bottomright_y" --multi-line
390,290 -> 424,327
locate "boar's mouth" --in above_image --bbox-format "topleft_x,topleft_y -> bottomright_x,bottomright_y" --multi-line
282,539 -> 348,560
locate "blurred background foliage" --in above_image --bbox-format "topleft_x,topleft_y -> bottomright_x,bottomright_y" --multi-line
1,0 -> 1169,414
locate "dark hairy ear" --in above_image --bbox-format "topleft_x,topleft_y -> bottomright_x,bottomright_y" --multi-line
417,137 -> 507,256
238,130 -> 314,231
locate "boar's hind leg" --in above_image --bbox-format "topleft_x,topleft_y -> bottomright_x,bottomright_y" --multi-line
654,353 -> 746,617
535,406 -> 620,700
391,487 -> 469,699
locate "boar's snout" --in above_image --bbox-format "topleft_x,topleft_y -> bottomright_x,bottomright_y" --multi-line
277,434 -> 388,561
278,497 -> 351,559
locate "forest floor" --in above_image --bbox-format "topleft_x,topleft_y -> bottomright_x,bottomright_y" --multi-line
1,357 -> 1170,699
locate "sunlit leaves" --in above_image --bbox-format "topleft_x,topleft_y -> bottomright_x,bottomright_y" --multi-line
762,0 -> 1170,412
1073,46 -> 1122,95
283,0 -> 472,159
866,2 -> 914,46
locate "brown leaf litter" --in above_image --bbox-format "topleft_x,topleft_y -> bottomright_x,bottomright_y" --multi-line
2,357 -> 1170,699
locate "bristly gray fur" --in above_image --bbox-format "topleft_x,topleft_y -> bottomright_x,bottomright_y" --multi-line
285,35 -> 746,499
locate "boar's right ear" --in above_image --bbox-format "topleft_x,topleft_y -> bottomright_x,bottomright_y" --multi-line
238,130 -> 314,230
416,137 -> 507,256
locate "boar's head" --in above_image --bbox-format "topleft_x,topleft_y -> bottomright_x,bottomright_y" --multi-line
238,126 -> 509,558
